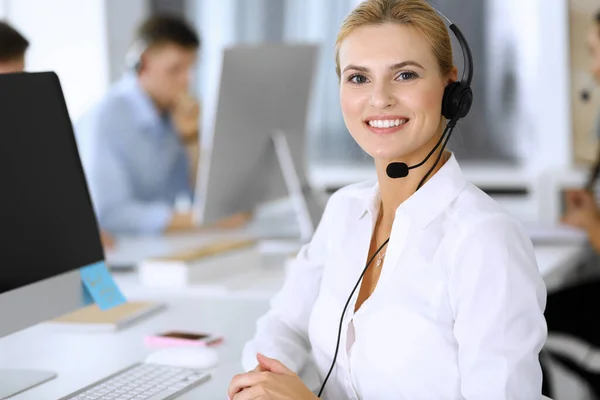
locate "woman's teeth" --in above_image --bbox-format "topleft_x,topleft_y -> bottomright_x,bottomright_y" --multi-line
367,119 -> 408,128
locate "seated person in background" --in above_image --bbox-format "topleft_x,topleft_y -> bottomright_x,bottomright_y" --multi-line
561,10 -> 600,250
0,21 -> 115,249
228,1 -> 547,399
541,10 -> 600,397
75,15 -> 249,236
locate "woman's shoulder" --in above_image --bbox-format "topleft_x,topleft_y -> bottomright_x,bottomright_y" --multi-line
443,184 -> 543,300
447,182 -> 532,249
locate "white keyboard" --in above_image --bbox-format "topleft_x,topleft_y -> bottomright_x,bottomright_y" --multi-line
60,362 -> 210,400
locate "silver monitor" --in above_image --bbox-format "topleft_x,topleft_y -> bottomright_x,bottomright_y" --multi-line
0,72 -> 105,397
194,43 -> 323,242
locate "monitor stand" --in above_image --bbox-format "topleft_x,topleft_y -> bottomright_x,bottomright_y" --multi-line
270,130 -> 322,243
0,368 -> 56,399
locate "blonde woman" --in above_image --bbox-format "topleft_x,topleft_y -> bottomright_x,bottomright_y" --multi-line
228,1 -> 547,399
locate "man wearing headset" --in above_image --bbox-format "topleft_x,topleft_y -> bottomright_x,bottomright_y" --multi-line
75,15 -> 249,236
0,20 -> 115,249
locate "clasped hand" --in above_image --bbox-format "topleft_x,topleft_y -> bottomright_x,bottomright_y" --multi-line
228,353 -> 318,400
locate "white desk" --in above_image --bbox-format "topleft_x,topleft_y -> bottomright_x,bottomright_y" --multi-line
0,297 -> 270,400
0,233 -> 587,399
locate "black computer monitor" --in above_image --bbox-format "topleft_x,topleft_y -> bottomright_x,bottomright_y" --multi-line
0,72 -> 105,396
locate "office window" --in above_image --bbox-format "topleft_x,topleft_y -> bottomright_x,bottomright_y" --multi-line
2,0 -> 110,122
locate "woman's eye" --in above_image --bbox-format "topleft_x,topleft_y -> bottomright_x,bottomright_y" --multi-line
397,71 -> 418,81
348,74 -> 368,84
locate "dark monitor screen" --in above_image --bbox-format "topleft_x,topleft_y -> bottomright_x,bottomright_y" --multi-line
0,72 -> 104,294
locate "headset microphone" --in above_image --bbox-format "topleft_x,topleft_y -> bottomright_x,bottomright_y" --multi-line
385,119 -> 456,179
386,162 -> 409,178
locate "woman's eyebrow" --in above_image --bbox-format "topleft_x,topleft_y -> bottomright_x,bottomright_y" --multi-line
342,60 -> 425,74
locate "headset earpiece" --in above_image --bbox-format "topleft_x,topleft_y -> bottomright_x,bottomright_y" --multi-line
441,81 -> 473,120
437,19 -> 474,121
125,40 -> 148,73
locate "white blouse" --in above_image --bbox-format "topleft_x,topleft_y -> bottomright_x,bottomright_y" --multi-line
242,153 -> 548,399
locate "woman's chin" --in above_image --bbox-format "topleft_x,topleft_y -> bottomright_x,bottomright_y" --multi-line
367,147 -> 411,162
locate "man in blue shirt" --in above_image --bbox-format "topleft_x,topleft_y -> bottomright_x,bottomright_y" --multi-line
76,15 -> 248,236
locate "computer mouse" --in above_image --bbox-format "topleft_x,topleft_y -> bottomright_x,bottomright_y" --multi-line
145,346 -> 219,370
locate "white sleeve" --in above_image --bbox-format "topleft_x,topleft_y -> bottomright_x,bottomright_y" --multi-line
241,195 -> 333,373
448,214 -> 548,400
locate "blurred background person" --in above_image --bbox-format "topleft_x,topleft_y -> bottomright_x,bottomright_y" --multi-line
543,9 -> 600,399
75,14 -> 249,237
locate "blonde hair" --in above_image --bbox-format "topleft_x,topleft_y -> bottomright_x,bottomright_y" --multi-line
335,0 -> 453,79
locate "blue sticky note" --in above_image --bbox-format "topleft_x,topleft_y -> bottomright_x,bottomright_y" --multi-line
80,261 -> 127,310
81,282 -> 94,306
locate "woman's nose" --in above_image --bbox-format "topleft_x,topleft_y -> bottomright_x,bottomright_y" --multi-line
370,83 -> 395,109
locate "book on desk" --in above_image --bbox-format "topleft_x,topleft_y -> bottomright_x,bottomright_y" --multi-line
46,301 -> 166,332
137,238 -> 261,288
44,239 -> 259,331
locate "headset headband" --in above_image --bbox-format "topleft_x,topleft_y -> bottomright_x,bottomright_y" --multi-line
433,8 -> 473,87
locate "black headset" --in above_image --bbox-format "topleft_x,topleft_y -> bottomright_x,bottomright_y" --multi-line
317,7 -> 474,398
441,23 -> 473,121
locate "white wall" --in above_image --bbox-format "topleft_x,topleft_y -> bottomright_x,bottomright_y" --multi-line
492,0 -> 571,222
3,0 -> 110,122
534,0 -> 572,170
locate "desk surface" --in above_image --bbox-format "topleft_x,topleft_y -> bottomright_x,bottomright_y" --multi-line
0,232 -> 588,399
0,297 -> 270,400
535,243 -> 586,290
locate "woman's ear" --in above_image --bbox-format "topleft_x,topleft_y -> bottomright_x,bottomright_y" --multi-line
446,66 -> 459,85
